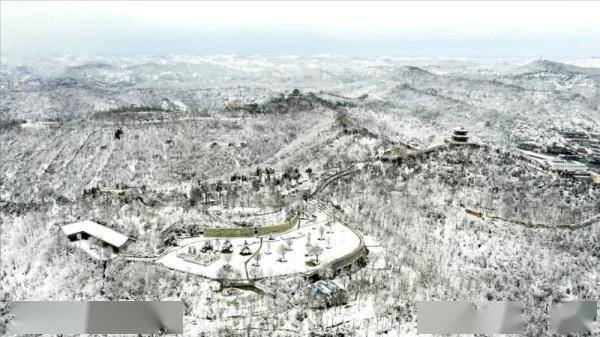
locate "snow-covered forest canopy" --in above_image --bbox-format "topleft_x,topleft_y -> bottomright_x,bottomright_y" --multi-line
1,55 -> 599,336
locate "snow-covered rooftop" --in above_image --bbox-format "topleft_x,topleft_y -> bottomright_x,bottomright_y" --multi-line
519,149 -> 560,162
61,220 -> 131,248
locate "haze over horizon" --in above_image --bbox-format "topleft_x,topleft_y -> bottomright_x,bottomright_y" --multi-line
2,1 -> 599,59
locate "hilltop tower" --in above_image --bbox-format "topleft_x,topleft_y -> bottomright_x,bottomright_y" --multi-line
451,127 -> 469,143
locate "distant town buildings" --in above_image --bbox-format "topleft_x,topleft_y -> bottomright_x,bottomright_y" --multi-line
521,150 -> 588,174
550,130 -> 600,170
547,160 -> 588,173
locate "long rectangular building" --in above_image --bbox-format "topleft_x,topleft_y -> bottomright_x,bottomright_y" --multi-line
61,220 -> 133,256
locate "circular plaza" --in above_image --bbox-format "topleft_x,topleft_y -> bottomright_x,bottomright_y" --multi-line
157,211 -> 365,281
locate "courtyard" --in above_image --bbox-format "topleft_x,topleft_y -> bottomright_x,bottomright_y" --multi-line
157,211 -> 363,280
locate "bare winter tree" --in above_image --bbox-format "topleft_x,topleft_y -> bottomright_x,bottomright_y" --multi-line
309,244 -> 324,263
277,244 -> 288,262
318,226 -> 325,240
253,252 -> 262,266
223,253 -> 232,266
265,240 -> 272,255
249,265 -> 263,279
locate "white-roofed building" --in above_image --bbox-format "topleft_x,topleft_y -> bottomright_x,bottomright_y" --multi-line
547,160 -> 588,174
520,150 -> 588,174
61,220 -> 134,259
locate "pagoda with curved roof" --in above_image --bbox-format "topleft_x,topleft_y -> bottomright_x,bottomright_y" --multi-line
452,127 -> 469,143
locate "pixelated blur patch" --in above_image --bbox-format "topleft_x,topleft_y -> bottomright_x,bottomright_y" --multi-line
549,301 -> 597,334
417,301 -> 525,334
9,301 -> 183,334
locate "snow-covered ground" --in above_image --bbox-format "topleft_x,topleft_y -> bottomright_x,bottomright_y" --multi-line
565,58 -> 600,69
2,54 -> 600,336
206,206 -> 286,227
68,240 -> 117,260
157,211 -> 362,279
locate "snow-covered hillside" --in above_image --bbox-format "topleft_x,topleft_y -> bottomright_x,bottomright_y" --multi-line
1,56 -> 599,337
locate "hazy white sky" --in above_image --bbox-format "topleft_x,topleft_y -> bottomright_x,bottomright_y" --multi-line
1,1 -> 599,58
